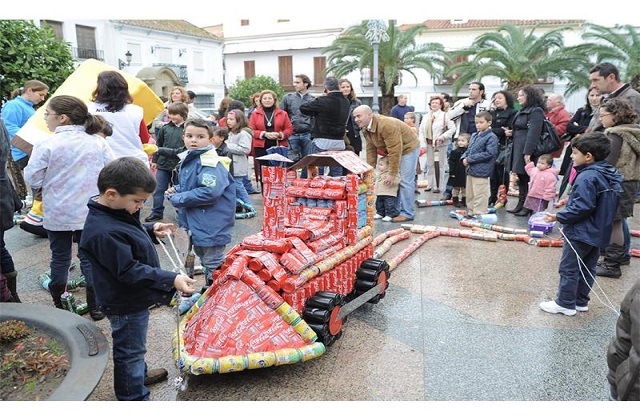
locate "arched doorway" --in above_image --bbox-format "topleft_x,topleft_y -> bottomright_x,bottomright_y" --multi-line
136,67 -> 182,102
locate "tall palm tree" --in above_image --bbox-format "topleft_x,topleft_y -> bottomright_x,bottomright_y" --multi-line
323,20 -> 447,115
446,22 -> 589,97
570,23 -> 640,91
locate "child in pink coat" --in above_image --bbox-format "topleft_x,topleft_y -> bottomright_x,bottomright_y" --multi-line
522,154 -> 559,216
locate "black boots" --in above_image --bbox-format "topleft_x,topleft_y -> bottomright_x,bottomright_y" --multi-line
452,197 -> 460,207
515,207 -> 533,217
4,271 -> 20,302
49,284 -> 66,309
596,244 -> 627,278
86,286 -> 105,321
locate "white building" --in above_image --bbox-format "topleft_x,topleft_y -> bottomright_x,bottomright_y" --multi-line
35,19 -> 225,109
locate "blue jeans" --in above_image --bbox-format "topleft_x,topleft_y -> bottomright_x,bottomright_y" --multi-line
556,238 -> 599,309
288,133 -> 312,178
243,176 -> 257,193
47,230 -> 93,288
234,176 -> 252,207
194,245 -> 226,280
151,169 -> 174,217
396,148 -> 419,219
310,141 -> 343,177
108,309 -> 150,400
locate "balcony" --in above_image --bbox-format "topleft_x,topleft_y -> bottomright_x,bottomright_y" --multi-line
72,47 -> 104,61
154,63 -> 189,84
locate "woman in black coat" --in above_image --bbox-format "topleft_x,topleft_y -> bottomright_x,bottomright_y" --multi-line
559,87 -> 601,175
489,90 -> 517,206
505,86 -> 546,215
339,79 -> 362,155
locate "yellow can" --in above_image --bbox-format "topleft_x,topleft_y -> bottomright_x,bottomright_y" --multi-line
217,355 -> 248,373
274,348 -> 302,365
246,352 -> 278,370
298,342 -> 326,361
292,319 -> 318,343
275,302 -> 301,325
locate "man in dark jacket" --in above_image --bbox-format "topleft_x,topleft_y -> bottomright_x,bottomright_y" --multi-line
281,74 -> 315,168
607,279 -> 640,400
300,76 -> 351,177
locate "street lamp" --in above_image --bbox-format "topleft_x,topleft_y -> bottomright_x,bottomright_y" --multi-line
118,51 -> 132,70
365,20 -> 389,114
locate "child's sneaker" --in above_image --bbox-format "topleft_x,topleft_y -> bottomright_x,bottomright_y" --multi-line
374,213 -> 384,220
539,300 -> 576,316
575,305 -> 588,312
382,216 -> 392,222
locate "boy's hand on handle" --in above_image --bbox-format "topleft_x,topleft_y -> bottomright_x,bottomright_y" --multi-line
544,212 -> 557,223
174,274 -> 196,295
153,222 -> 176,238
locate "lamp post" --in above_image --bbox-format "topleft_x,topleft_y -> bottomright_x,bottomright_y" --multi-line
118,51 -> 132,70
365,20 -> 389,115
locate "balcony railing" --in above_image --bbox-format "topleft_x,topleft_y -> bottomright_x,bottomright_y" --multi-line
154,63 -> 189,84
72,47 -> 104,61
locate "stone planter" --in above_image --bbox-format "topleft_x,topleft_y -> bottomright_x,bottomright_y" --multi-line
0,303 -> 109,401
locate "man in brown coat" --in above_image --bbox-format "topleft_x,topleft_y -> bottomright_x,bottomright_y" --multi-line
353,105 -> 419,222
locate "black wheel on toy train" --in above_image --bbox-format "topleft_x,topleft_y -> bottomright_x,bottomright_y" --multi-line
352,258 -> 390,304
303,291 -> 345,347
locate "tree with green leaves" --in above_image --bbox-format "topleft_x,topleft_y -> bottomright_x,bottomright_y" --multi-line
323,20 -> 447,115
446,22 -> 589,97
0,20 -> 75,103
569,23 -> 640,91
227,75 -> 285,107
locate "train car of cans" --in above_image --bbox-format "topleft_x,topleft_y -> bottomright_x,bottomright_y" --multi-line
173,151 -> 392,375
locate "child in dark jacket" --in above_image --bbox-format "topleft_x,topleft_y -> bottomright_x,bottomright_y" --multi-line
462,111 -> 499,216
540,133 -> 623,316
146,102 -> 188,222
166,119 -> 236,285
447,133 -> 469,207
79,157 -> 196,400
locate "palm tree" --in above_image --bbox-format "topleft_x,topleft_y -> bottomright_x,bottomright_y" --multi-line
570,23 -> 640,91
323,20 -> 447,115
446,22 -> 589,97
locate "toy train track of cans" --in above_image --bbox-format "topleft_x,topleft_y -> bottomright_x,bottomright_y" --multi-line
173,151 -> 397,375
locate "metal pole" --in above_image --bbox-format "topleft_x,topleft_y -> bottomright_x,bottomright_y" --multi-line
365,20 -> 389,116
372,41 -> 380,114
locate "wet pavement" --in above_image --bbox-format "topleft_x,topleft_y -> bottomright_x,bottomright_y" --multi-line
2,187 -> 639,403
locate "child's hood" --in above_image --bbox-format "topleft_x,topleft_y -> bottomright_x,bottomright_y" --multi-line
579,160 -> 623,186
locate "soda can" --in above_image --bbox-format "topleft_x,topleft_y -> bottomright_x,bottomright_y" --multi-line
217,355 -> 248,373
61,292 -> 76,313
247,352 -> 277,370
274,348 -> 302,365
298,342 -> 326,361
68,275 -> 87,289
292,319 -> 318,343
40,273 -> 52,291
275,302 -> 301,325
74,302 -> 89,315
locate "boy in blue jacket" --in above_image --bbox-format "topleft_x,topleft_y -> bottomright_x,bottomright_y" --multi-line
540,132 -> 623,316
79,157 -> 196,400
166,119 -> 236,286
462,111 -> 499,216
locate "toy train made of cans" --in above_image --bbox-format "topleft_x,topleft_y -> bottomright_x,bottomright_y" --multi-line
172,151 -> 391,375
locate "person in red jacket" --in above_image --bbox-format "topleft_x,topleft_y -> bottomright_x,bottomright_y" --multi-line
248,90 -> 293,192
545,93 -> 571,158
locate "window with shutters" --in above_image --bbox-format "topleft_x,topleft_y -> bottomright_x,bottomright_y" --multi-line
42,20 -> 63,40
76,25 -> 98,59
278,56 -> 293,88
244,61 -> 255,79
313,56 -> 327,86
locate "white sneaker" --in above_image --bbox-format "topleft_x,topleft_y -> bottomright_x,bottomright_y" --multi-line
575,305 -> 589,312
374,214 -> 384,220
539,300 -> 576,316
382,216 -> 392,222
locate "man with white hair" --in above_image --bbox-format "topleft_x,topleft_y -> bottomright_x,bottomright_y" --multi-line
353,104 -> 420,222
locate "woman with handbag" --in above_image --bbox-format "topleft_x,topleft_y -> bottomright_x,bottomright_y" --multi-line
248,90 -> 293,193
504,86 -> 546,215
489,90 -> 517,207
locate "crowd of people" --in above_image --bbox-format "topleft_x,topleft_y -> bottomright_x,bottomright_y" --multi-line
2,61 -> 640,400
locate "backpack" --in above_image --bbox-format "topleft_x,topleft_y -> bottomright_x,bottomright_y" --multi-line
534,118 -> 562,157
